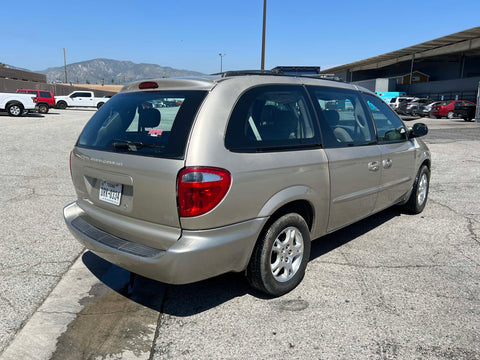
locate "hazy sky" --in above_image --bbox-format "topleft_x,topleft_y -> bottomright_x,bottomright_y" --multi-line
3,0 -> 480,74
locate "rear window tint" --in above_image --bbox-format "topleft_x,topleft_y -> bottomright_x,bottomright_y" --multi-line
77,91 -> 207,159
40,91 -> 52,98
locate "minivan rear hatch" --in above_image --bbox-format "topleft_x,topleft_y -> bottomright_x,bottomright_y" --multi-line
70,90 -> 207,246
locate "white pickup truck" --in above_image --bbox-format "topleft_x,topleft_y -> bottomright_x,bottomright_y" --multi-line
55,91 -> 110,110
0,92 -> 38,116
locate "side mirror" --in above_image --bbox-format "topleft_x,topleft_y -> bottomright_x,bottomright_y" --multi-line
410,123 -> 428,138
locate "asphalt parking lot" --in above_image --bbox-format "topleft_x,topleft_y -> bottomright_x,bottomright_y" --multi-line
0,109 -> 479,359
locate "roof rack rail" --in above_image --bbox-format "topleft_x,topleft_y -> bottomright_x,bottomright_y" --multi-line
210,69 -> 345,82
212,69 -> 282,77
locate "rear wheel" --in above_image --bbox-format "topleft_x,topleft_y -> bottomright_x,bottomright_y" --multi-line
247,213 -> 311,297
7,103 -> 23,116
403,165 -> 430,214
57,101 -> 67,109
96,102 -> 104,109
38,104 -> 49,113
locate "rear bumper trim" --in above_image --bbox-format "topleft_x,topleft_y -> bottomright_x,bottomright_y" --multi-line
71,216 -> 162,258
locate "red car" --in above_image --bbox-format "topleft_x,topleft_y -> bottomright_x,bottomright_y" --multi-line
16,89 -> 56,114
430,100 -> 476,119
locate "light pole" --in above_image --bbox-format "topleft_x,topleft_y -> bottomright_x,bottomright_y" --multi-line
261,0 -> 266,70
219,53 -> 226,72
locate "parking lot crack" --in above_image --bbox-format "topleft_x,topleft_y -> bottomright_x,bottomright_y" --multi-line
467,218 -> 479,246
149,286 -> 168,360
0,293 -> 18,312
429,198 -> 480,245
0,261 -> 72,276
317,260 -> 444,270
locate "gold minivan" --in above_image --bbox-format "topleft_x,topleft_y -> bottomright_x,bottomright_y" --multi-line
64,71 -> 430,296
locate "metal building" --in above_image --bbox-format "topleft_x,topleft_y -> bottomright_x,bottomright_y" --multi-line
321,26 -> 480,102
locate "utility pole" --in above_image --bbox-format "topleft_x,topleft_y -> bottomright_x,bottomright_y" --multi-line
63,48 -> 68,83
261,0 -> 267,70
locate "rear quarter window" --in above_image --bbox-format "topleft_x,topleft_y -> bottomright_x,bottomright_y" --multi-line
225,85 -> 320,152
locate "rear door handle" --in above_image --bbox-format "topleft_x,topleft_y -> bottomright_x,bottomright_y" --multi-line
368,161 -> 379,171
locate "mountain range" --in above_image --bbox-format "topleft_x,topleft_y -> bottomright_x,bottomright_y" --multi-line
36,58 -> 206,84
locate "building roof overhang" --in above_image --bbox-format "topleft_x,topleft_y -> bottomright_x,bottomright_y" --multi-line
321,26 -> 480,74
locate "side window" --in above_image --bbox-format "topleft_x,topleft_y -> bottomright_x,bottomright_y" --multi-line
225,85 -> 319,151
72,92 -> 90,98
40,91 -> 52,98
308,86 -> 376,148
364,94 -> 407,142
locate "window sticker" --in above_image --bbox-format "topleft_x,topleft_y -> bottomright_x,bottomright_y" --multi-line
148,129 -> 163,137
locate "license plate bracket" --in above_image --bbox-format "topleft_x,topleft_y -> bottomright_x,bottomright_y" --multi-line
99,181 -> 123,206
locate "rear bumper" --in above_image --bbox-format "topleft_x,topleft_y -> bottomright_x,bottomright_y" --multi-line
64,202 -> 267,284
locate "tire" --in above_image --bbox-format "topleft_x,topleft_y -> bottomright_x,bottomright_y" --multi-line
6,103 -> 23,117
57,101 -> 67,109
447,111 -> 454,119
247,213 -> 311,297
38,104 -> 49,114
403,165 -> 430,214
96,102 -> 104,109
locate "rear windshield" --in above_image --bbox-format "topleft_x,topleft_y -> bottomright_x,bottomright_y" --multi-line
76,91 -> 207,159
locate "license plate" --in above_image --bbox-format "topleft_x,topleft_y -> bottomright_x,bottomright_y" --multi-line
99,181 -> 122,206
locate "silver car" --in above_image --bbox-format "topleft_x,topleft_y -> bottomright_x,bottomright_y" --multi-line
64,72 -> 431,296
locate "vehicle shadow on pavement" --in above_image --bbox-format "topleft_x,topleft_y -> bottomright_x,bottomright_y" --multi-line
82,207 -> 402,317
82,251 -> 252,316
82,251 -> 167,311
309,207 -> 402,261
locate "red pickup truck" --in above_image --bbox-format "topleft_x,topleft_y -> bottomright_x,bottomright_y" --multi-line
16,89 -> 56,113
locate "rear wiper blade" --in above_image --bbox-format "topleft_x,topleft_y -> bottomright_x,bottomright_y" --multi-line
112,140 -> 165,151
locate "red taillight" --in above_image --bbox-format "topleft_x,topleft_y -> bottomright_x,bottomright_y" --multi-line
177,167 -> 231,217
32,96 -> 38,103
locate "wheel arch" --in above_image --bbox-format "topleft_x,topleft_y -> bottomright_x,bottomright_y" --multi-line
6,100 -> 24,109
260,198 -> 315,235
259,186 -> 315,231
56,100 -> 67,108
